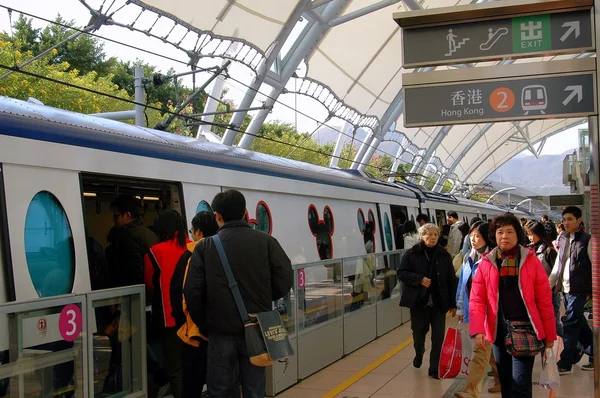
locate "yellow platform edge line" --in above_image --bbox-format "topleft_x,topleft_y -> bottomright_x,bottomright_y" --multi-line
322,336 -> 414,398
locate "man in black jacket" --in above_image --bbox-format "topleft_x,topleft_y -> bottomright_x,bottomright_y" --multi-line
549,206 -> 593,374
184,190 -> 293,398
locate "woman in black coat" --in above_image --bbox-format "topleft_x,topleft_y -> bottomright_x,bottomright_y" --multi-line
398,223 -> 458,379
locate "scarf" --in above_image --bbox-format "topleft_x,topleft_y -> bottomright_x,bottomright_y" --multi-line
497,246 -> 520,278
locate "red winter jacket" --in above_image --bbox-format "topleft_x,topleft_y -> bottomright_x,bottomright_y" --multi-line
144,235 -> 191,328
469,246 -> 557,344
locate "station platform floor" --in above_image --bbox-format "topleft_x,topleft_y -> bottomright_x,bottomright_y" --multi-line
277,317 -> 594,398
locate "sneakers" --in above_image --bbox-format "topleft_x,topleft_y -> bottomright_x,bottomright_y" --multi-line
558,366 -> 572,375
582,362 -> 594,371
413,354 -> 423,369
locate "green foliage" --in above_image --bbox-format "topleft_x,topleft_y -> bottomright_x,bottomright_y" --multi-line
5,15 -> 117,77
0,41 -> 131,114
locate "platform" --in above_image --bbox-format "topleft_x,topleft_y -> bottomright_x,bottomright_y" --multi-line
278,317 -> 594,398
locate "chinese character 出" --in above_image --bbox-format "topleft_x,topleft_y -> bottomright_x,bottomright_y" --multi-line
468,89 -> 482,105
451,90 -> 466,106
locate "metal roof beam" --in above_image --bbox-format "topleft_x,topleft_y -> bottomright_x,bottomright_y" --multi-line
237,0 -> 350,149
461,119 -> 587,184
329,0 -> 401,27
221,0 -> 312,146
512,122 -> 539,158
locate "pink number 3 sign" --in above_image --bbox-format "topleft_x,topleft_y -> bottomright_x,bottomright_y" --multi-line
59,304 -> 82,342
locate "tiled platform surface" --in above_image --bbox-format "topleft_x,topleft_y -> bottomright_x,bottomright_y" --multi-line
277,318 -> 594,398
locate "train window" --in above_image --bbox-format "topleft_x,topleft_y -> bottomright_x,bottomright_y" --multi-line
196,200 -> 212,214
24,191 -> 75,297
249,202 -> 272,235
411,215 -> 415,222
323,206 -> 334,234
482,214 -> 488,221
357,209 -> 365,231
384,213 -> 393,250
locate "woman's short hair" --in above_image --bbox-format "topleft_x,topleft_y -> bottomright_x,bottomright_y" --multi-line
489,213 -> 526,246
469,221 -> 494,248
418,223 -> 439,240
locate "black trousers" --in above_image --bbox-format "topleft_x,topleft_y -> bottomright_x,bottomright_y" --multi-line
410,307 -> 446,374
182,340 -> 208,398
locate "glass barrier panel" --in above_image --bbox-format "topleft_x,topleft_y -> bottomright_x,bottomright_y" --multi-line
297,262 -> 343,332
342,256 -> 377,313
88,289 -> 144,398
376,250 -> 406,302
0,299 -> 86,398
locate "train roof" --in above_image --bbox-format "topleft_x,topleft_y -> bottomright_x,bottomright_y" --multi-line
0,96 -> 419,199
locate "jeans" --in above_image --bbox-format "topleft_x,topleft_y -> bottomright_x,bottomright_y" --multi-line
409,307 -> 446,375
493,318 -> 535,398
552,292 -> 563,338
207,333 -> 264,398
557,293 -> 594,370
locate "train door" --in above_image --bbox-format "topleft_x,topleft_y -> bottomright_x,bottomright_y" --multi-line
390,205 -> 408,248
0,165 -> 11,358
435,209 -> 447,231
2,164 -> 91,302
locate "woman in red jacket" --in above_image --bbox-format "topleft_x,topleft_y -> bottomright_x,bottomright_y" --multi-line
144,210 -> 192,398
469,213 -> 556,398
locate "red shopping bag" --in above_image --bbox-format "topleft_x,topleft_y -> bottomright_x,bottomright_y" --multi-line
438,327 -> 462,379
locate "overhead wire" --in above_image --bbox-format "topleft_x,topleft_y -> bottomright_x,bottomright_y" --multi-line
0,4 -> 438,179
0,62 -> 387,172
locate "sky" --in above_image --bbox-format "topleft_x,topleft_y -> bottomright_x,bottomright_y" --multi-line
0,0 -> 585,157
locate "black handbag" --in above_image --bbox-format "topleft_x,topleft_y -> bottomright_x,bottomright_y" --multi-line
213,235 -> 293,367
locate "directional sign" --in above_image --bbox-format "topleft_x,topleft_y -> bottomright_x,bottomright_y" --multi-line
404,72 -> 595,127
402,9 -> 594,68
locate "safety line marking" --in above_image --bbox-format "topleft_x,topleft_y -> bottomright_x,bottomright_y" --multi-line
322,337 -> 414,398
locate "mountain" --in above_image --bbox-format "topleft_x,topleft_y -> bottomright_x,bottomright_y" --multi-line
486,151 -> 572,195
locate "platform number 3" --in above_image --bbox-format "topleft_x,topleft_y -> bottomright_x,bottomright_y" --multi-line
59,304 -> 82,342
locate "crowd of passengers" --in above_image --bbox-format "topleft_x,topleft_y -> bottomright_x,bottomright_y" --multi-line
396,208 -> 594,398
89,190 -> 293,398
87,196 -> 593,398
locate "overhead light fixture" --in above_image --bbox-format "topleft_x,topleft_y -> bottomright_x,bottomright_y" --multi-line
84,192 -> 97,197
136,196 -> 160,201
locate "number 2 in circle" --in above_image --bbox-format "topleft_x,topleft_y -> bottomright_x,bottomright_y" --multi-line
490,87 -> 515,113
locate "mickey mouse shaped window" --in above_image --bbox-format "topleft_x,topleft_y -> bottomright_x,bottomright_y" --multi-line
308,205 -> 334,260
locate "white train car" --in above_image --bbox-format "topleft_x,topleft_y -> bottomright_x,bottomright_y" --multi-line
0,97 -> 525,357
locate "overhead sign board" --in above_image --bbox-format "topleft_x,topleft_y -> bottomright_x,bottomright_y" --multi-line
400,9 -> 594,68
404,72 -> 596,127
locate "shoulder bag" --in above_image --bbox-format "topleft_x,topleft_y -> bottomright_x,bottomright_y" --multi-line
213,234 -> 294,367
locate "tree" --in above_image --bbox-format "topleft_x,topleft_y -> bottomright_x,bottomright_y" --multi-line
249,121 -> 332,166
0,40 -> 131,114
3,15 -> 117,77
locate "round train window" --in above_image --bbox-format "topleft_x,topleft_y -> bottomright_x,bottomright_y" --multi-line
384,213 -> 393,250
196,200 -> 212,214
24,191 -> 75,297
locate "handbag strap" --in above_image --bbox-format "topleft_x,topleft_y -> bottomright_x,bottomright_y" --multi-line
213,235 -> 251,324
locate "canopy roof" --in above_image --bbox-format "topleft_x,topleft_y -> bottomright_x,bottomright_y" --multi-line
88,0 -> 589,189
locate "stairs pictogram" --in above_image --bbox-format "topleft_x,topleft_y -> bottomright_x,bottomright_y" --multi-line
446,38 -> 470,56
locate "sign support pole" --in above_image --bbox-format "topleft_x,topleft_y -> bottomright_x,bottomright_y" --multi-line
592,2 -> 600,397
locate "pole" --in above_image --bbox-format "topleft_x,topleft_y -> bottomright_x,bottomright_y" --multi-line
134,67 -> 145,127
588,116 -> 600,398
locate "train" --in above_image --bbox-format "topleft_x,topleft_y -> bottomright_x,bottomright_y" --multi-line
0,96 -> 526,352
